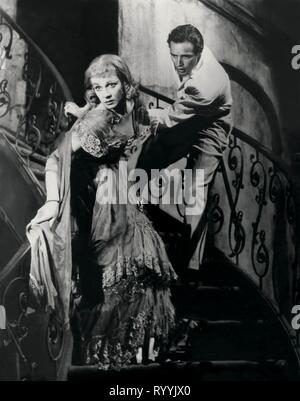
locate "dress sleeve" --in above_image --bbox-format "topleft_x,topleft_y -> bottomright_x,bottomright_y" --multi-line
75,119 -> 105,158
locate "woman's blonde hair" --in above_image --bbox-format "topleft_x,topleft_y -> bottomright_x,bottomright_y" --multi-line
84,54 -> 138,102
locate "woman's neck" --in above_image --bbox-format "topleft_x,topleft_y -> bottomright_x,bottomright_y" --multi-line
114,99 -> 126,115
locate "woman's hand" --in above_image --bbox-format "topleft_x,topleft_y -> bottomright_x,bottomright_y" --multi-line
28,201 -> 59,230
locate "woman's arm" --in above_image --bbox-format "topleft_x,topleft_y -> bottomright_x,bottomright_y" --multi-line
28,152 -> 60,228
28,126 -> 84,229
45,153 -> 59,201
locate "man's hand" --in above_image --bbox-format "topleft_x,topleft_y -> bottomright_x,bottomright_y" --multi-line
85,88 -> 98,106
64,101 -> 87,119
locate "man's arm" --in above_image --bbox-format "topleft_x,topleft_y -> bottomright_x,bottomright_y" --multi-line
148,84 -> 226,129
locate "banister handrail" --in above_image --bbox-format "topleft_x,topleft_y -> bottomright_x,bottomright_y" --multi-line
139,85 -> 294,183
0,241 -> 30,282
233,128 -> 293,181
139,84 -> 174,105
0,6 -> 73,102
0,128 -> 46,198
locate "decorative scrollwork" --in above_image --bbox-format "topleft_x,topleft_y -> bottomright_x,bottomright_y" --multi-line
15,114 -> 42,156
1,25 -> 69,159
251,229 -> 269,281
44,83 -> 58,138
147,99 -> 164,110
269,165 -> 299,315
224,136 -> 246,257
0,79 -> 10,117
46,312 -> 64,362
23,52 -> 42,105
250,156 -> 267,206
228,136 -> 244,194
147,168 -> 173,205
15,309 -> 29,341
228,210 -> 246,257
207,193 -> 224,235
250,154 -> 269,283
268,167 -> 284,204
2,277 -> 30,347
25,115 -> 42,150
0,18 -> 13,60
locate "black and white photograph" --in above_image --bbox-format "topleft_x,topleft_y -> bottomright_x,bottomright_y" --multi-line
0,0 -> 300,389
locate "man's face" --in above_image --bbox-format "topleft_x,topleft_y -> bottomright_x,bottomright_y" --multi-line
169,41 -> 200,78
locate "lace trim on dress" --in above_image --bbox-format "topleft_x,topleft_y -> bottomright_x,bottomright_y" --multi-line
102,254 -> 177,289
81,278 -> 176,369
76,119 -> 128,158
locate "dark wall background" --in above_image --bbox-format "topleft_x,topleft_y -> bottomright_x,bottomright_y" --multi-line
233,0 -> 300,154
16,0 -> 118,103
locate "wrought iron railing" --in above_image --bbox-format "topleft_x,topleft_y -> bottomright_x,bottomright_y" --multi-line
0,6 -> 72,163
0,242 -> 67,380
0,7 -> 72,381
139,85 -> 299,343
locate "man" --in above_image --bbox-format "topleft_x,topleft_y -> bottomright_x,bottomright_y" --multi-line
137,24 -> 232,272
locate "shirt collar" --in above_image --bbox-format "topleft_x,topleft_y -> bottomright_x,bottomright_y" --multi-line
175,46 -> 206,91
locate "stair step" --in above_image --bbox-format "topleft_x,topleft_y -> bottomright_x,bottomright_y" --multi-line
173,287 -> 268,321
177,284 -> 241,294
4,130 -> 31,149
4,131 -> 48,164
68,359 -> 288,381
175,317 -> 267,329
69,359 -> 287,372
21,148 -> 47,165
4,131 -> 46,186
166,315 -> 290,362
170,318 -> 269,349
29,165 -> 45,179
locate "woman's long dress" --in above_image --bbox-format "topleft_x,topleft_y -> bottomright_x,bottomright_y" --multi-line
70,107 -> 177,369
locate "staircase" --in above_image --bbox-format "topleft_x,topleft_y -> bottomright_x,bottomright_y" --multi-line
67,244 -> 300,383
170,251 -> 299,380
0,7 -> 72,381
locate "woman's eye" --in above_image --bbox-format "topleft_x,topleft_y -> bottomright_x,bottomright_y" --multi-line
94,86 -> 101,91
109,83 -> 116,87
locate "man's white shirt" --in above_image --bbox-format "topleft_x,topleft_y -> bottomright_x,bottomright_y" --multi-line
148,46 -> 232,128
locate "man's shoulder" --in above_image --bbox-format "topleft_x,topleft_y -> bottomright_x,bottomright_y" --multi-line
194,46 -> 228,80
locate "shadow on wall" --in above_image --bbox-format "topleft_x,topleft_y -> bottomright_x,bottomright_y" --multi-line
232,0 -> 300,155
16,0 -> 119,103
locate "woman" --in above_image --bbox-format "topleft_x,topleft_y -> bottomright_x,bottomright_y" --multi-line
28,54 -> 177,369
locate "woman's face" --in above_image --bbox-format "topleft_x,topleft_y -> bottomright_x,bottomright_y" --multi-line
90,74 -> 124,110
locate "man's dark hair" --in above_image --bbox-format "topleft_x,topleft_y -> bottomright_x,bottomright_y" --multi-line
167,24 -> 204,55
